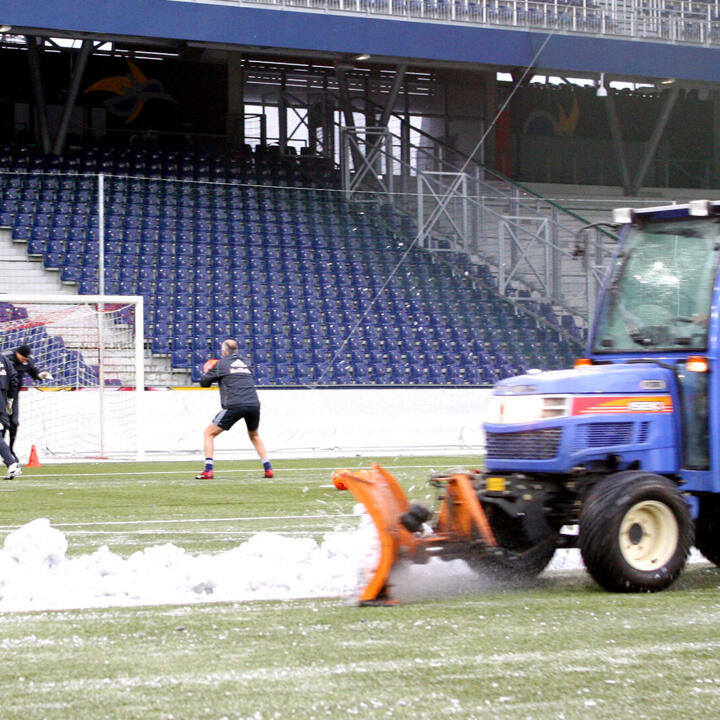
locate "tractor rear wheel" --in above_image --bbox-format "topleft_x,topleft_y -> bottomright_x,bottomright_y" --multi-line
579,471 -> 693,592
695,497 -> 720,566
465,505 -> 557,581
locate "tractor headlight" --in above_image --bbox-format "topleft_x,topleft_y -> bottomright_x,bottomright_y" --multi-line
484,395 -> 571,425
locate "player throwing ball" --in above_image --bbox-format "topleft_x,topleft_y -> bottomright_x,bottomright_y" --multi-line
196,338 -> 273,480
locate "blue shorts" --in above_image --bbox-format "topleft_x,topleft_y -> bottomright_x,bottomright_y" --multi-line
212,405 -> 261,432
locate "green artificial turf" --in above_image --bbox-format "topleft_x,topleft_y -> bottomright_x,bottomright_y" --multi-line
0,456 -> 719,719
0,456 -> 453,555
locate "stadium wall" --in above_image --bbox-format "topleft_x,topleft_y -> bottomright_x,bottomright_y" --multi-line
18,387 -> 491,462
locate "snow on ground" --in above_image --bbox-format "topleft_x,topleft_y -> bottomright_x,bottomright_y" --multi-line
0,516 -> 704,612
0,515 -> 379,612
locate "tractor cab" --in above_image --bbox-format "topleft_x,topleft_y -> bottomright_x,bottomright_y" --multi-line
590,201 -> 718,486
484,200 -> 720,492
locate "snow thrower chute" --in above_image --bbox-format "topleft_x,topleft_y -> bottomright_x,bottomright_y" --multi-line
332,463 -> 498,605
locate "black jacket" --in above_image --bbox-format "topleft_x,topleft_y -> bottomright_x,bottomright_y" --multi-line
0,353 -> 17,400
199,353 -> 259,408
2,350 -> 42,398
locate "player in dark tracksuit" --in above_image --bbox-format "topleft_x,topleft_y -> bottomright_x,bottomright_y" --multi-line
2,344 -> 53,461
0,352 -> 21,478
195,338 -> 273,480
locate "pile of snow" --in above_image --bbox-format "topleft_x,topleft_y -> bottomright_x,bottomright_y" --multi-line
0,516 -> 382,612
4,516 -> 700,612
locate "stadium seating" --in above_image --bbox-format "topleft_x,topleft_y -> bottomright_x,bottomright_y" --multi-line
0,139 -> 580,385
0,302 -> 99,386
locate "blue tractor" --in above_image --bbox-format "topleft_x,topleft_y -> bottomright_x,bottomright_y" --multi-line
335,200 -> 720,603
480,199 -> 720,591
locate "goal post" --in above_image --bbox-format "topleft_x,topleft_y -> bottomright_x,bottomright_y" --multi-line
0,294 -> 145,461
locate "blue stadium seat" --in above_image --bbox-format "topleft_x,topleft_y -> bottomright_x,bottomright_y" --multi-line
171,350 -> 192,368
0,142 -> 581,388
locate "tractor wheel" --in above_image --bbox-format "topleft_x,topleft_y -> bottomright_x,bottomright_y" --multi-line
465,505 -> 558,581
579,471 -> 693,592
695,497 -> 720,566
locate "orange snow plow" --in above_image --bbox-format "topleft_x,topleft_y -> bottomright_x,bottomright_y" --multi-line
332,463 -> 499,605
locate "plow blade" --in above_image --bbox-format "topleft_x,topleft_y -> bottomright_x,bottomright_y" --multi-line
332,464 -> 497,605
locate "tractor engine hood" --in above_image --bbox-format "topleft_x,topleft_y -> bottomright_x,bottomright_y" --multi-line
493,363 -> 673,396
483,363 -> 680,475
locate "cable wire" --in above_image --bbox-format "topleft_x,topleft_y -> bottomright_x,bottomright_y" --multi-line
310,31 -> 558,388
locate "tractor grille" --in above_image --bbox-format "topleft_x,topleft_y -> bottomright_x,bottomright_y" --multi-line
572,422 -> 634,451
485,428 -> 562,460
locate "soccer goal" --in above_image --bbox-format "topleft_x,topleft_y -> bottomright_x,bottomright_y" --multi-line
0,295 -> 145,461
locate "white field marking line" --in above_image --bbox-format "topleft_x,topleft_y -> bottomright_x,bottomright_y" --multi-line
6,482 -> 342,491
62,530 -> 336,537
61,525 -> 356,534
17,639 -> 720,692
0,513 -> 358,531
25,463 -> 463,479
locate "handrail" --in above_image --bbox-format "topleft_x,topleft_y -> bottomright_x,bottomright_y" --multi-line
364,192 -> 586,346
336,98 -> 620,253
327,86 -> 603,232
179,0 -> 720,49
335,101 -> 617,328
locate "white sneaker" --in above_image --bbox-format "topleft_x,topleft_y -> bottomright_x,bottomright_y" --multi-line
5,462 -> 21,479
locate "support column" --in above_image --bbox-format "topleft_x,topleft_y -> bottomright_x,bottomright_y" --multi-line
401,85 -> 411,195
604,89 -> 632,195
278,72 -> 287,153
481,70 -> 497,170
368,64 -> 406,183
713,90 -> 720,183
631,84 -> 680,195
378,64 -> 406,128
26,36 -> 51,155
335,63 -> 365,175
606,84 -> 680,196
52,39 -> 93,156
226,53 -> 245,147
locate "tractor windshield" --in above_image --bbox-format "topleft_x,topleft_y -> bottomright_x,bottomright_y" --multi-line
593,218 -> 720,353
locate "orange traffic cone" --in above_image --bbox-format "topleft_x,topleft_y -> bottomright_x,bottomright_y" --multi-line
26,445 -> 42,467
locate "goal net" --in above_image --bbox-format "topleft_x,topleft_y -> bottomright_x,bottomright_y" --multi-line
0,295 -> 145,461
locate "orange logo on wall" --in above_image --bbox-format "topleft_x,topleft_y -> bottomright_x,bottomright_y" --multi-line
522,97 -> 579,137
84,60 -> 177,124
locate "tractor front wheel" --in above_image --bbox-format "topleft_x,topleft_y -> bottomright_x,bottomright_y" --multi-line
579,471 -> 693,592
465,505 -> 557,581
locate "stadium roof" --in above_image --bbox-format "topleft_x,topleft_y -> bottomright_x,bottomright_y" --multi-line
4,0 -> 720,84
